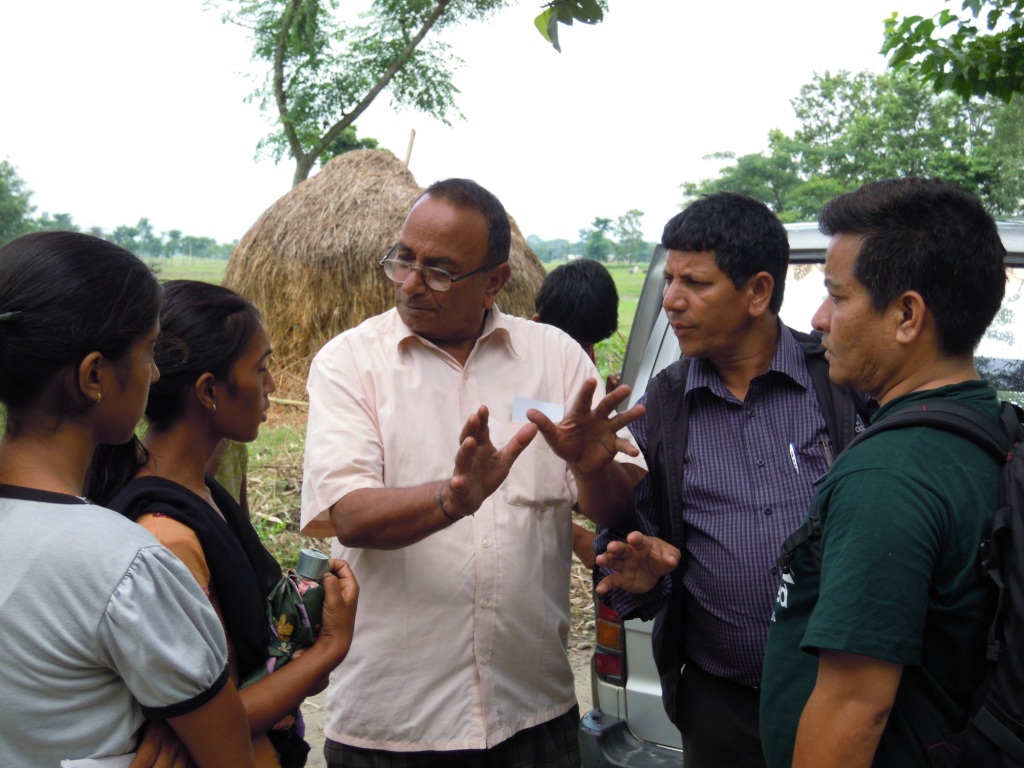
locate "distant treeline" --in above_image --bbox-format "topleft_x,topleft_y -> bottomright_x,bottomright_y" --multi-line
527,210 -> 656,264
17,214 -> 234,260
0,159 -> 236,258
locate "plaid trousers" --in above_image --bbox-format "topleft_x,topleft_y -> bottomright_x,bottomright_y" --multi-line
323,705 -> 581,768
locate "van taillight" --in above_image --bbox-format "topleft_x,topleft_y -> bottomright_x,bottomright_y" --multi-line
594,600 -> 624,682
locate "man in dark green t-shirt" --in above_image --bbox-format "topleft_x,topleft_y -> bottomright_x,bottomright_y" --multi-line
760,178 -> 1008,768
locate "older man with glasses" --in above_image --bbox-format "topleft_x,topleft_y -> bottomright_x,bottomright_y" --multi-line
300,178 -> 646,768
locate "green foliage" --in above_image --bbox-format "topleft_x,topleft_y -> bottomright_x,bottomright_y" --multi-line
318,125 -> 379,168
578,217 -> 613,261
0,159 -> 35,247
613,209 -> 646,264
981,94 -> 1024,211
106,222 -> 235,260
527,234 -> 572,263
534,0 -> 606,52
682,69 -> 1024,219
594,330 -> 625,383
531,210 -> 654,266
247,414 -> 328,567
217,0 -> 512,185
32,212 -> 79,234
681,132 -> 804,220
0,161 -> 238,257
882,0 -> 1024,101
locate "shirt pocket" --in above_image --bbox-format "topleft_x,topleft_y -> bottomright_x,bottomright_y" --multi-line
492,420 -> 571,510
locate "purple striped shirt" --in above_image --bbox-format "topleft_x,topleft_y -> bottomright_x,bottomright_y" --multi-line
599,326 -> 831,686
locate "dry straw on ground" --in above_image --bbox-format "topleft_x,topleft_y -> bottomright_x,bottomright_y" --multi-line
225,149 -> 547,400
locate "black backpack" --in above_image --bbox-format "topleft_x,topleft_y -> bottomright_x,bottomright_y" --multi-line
778,398 -> 1024,767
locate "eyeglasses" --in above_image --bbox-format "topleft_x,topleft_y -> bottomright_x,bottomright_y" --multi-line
379,245 -> 494,292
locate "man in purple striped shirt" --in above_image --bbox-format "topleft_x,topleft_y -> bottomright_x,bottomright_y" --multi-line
595,193 -> 864,768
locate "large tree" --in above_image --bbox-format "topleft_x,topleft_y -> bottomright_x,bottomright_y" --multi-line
219,0 -> 606,185
526,234 -> 572,263
682,69 -> 1024,220
613,209 -> 646,264
882,0 -> 1024,101
0,160 -> 35,247
32,212 -> 79,233
578,217 -> 613,261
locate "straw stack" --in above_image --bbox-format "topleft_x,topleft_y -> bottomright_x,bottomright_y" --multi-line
225,149 -> 547,400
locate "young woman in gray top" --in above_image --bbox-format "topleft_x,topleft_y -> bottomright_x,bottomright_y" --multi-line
0,232 -> 254,767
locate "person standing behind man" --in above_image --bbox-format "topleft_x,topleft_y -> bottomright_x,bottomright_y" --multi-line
760,178 -> 1007,768
594,193 -> 865,768
300,178 -> 646,767
534,258 -> 619,366
534,257 -> 621,567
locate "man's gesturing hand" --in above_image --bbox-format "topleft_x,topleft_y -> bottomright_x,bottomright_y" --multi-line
526,379 -> 645,476
595,531 -> 680,595
442,405 -> 538,518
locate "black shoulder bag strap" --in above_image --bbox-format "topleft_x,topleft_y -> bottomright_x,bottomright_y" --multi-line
650,358 -> 692,556
646,357 -> 692,722
776,329 -> 870,574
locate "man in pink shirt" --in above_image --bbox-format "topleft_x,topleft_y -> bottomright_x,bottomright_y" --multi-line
300,178 -> 646,767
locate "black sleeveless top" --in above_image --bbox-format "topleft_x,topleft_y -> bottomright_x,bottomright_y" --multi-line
108,475 -> 282,679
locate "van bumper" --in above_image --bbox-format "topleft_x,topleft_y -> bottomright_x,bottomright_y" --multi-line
579,708 -> 683,767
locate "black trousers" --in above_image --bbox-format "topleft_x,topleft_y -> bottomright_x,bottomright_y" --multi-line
675,663 -> 766,768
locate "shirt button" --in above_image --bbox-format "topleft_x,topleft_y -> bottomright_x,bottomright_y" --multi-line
763,507 -> 772,516
479,654 -> 490,665
481,598 -> 490,609
756,458 -> 765,467
482,537 -> 490,548
747,409 -> 756,418
770,565 -> 780,575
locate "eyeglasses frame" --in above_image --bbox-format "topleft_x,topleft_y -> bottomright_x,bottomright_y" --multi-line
378,244 -> 496,292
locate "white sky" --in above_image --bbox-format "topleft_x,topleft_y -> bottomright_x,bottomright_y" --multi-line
0,0 -> 937,244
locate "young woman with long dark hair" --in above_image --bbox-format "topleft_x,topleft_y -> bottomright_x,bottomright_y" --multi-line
90,280 -> 358,768
0,233 -> 254,767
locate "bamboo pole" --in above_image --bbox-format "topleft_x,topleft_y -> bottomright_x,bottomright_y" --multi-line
404,128 -> 416,166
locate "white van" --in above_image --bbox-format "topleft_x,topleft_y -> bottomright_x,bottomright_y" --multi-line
579,220 -> 1024,767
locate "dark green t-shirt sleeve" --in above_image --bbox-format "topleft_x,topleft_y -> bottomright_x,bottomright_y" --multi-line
801,467 -> 947,665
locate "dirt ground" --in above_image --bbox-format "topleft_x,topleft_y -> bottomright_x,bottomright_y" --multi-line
299,553 -> 596,767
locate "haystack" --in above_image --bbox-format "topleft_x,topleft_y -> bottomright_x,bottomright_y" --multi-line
224,149 -> 547,399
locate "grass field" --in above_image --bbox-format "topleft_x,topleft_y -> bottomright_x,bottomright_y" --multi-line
121,256 -> 651,563
145,256 -> 230,284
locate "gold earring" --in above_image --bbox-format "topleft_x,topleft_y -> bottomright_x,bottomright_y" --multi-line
211,403 -> 217,412
96,392 -> 102,404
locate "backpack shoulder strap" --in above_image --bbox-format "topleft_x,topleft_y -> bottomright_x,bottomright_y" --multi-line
892,400 -> 1021,767
777,398 -> 1010,575
844,399 -> 1010,460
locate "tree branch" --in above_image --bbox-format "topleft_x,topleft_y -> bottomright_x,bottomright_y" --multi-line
315,0 -> 453,163
274,0 -> 306,173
